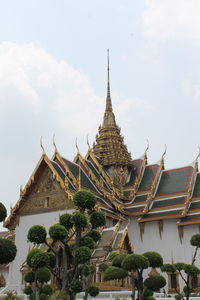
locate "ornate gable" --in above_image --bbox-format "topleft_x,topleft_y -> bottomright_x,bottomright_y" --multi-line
20,166 -> 73,216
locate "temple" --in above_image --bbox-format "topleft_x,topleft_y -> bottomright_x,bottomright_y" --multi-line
3,52 -> 200,294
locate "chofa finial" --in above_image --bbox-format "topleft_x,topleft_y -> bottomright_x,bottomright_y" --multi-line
75,138 -> 80,154
53,134 -> 58,153
40,136 -> 45,154
87,134 -> 91,151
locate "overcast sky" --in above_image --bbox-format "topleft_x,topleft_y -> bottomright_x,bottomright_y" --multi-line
1,0 -> 200,216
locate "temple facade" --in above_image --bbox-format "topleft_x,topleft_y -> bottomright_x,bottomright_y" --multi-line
4,55 -> 200,293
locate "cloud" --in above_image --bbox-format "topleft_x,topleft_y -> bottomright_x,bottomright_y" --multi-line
143,0 -> 200,41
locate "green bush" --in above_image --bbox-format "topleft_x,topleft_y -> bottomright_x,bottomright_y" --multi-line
122,254 -> 149,271
59,213 -> 73,230
75,246 -> 91,264
143,288 -> 154,297
104,266 -> 128,281
72,213 -> 87,229
90,211 -> 105,228
24,271 -> 35,283
190,234 -> 200,248
39,293 -> 48,300
143,251 -> 163,268
88,229 -> 101,242
49,224 -> 68,241
81,236 -> 95,249
35,267 -> 51,283
47,253 -> 56,268
174,262 -> 185,271
27,248 -> 42,267
146,297 -> 155,300
30,252 -> 50,268
161,264 -> 176,273
41,285 -> 53,295
86,285 -> 99,297
0,238 -> 17,264
112,254 -> 127,268
144,275 -> 166,291
27,225 -> 47,244
70,280 -> 83,293
73,190 -> 96,210
23,286 -> 33,295
183,264 -> 200,275
0,203 -> 7,222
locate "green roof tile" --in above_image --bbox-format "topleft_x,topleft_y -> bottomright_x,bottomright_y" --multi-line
138,165 -> 158,192
189,201 -> 200,211
142,209 -> 182,219
156,167 -> 193,196
192,174 -> 200,198
152,197 -> 185,209
180,214 -> 200,222
134,194 -> 147,203
124,206 -> 144,213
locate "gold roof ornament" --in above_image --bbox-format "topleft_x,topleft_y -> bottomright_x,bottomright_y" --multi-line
92,50 -> 132,167
53,134 -> 58,153
40,136 -> 45,155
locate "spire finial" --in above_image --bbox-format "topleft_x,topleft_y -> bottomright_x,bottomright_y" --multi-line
106,49 -> 112,112
107,49 -> 111,100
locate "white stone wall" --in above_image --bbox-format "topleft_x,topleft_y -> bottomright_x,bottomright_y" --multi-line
8,210 -> 73,287
129,217 -> 200,291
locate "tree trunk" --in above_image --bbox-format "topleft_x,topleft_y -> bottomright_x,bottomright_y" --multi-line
130,274 -> 136,300
137,274 -> 144,300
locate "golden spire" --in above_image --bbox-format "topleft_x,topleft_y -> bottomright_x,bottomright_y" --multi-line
103,49 -> 116,127
92,51 -> 132,167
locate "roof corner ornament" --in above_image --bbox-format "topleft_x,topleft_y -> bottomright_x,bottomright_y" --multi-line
53,134 -> 58,153
40,136 -> 45,155
75,138 -> 80,154
87,134 -> 91,151
160,144 -> 167,166
195,146 -> 200,162
144,139 -> 149,161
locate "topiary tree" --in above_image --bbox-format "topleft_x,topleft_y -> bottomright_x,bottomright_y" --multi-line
103,251 -> 165,300
26,190 -> 105,300
0,203 -> 17,266
23,248 -> 52,300
161,233 -> 200,300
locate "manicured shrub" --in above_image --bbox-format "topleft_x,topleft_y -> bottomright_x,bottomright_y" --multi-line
75,246 -> 91,264
0,203 -> 7,222
73,190 -> 96,210
190,234 -> 200,247
23,286 -> 33,295
35,267 -> 51,283
183,264 -> 200,275
104,266 -> 128,281
88,229 -> 101,242
59,213 -> 73,230
144,274 -> 166,291
47,252 -> 56,268
122,254 -> 149,271
0,238 -> 17,264
81,236 -> 95,249
27,248 -> 42,268
30,252 -> 50,268
49,224 -> 68,241
143,251 -> 163,268
70,280 -> 83,293
24,271 -> 35,283
41,285 -> 53,295
174,262 -> 185,271
161,264 -> 176,273
27,225 -> 47,244
39,293 -> 48,300
86,286 -> 99,297
90,211 -> 105,228
112,254 -> 127,268
72,213 -> 87,229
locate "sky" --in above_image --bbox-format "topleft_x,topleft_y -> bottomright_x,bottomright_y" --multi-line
1,0 -> 200,216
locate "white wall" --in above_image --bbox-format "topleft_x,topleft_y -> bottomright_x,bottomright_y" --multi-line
129,218 -> 200,291
9,210 -> 73,287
